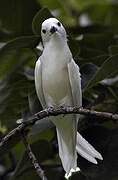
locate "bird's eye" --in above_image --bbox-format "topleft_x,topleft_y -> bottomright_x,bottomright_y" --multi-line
42,29 -> 46,34
57,22 -> 61,27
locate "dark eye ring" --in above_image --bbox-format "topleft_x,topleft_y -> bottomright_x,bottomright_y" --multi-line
42,29 -> 46,34
57,22 -> 61,27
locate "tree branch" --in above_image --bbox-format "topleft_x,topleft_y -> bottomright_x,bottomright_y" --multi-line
0,106 -> 118,151
22,132 -> 47,180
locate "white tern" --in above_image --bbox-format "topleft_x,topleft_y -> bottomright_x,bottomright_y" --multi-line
35,18 -> 103,178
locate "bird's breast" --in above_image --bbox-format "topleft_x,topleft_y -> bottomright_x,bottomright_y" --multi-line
42,59 -> 72,106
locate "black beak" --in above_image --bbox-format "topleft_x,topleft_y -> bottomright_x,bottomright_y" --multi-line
50,26 -> 57,34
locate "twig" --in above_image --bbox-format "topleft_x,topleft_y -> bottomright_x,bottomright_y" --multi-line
0,106 -> 118,151
28,106 -> 118,126
22,132 -> 47,180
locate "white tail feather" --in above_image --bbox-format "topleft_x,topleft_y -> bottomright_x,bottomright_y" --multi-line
52,115 -> 77,174
76,145 -> 98,164
76,132 -> 103,163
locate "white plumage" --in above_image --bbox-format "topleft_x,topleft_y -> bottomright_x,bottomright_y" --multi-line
35,18 -> 103,178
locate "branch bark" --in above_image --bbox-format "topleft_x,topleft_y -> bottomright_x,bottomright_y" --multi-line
22,132 -> 47,180
0,106 -> 118,151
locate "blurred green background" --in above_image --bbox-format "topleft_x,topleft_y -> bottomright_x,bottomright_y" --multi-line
0,0 -> 118,179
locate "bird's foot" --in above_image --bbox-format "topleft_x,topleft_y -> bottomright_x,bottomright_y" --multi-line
65,167 -> 80,179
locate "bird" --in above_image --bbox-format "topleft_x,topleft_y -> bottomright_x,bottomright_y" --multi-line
35,17 -> 103,178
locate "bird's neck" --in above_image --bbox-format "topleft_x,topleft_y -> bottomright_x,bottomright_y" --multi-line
42,36 -> 72,64
45,35 -> 67,49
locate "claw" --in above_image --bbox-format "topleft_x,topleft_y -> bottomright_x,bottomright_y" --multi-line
65,167 -> 80,179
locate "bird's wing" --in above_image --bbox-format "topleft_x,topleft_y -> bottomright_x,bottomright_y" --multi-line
68,59 -> 103,164
35,57 -> 46,108
67,59 -> 82,108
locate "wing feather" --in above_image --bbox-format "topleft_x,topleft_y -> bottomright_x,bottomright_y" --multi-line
68,60 -> 103,163
67,59 -> 82,108
35,58 -> 46,108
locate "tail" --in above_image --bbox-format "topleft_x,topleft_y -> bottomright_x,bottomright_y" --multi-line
76,132 -> 103,164
52,115 -> 78,175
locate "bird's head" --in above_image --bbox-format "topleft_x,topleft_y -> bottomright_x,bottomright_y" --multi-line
41,18 -> 67,45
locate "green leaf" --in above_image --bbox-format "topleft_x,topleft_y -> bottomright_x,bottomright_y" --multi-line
0,73 -> 34,129
84,54 -> 118,90
0,0 -> 40,38
80,63 -> 98,89
0,49 -> 36,129
11,140 -> 53,180
79,47 -> 105,59
0,48 -> 36,79
38,0 -> 62,9
108,45 -> 118,56
32,8 -> 53,35
65,0 -> 110,11
80,33 -> 115,51
0,128 -> 29,156
68,38 -> 80,59
87,4 -> 118,33
0,36 -> 40,54
90,55 -> 109,66
79,54 -> 109,67
11,169 -> 39,180
0,36 -> 39,78
0,36 -> 40,131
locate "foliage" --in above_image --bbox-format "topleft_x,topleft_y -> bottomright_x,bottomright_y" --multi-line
0,0 -> 118,180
